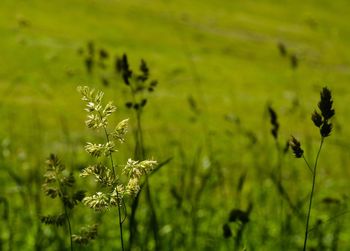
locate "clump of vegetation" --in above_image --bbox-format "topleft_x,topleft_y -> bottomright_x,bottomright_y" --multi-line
71,224 -> 98,245
41,154 -> 85,251
223,203 -> 253,250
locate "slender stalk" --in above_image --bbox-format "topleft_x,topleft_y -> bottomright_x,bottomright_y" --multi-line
303,137 -> 324,251
98,110 -> 124,250
101,125 -> 125,251
129,107 -> 160,250
302,156 -> 313,174
274,140 -> 285,248
136,111 -> 145,159
56,174 -> 73,251
63,205 -> 73,251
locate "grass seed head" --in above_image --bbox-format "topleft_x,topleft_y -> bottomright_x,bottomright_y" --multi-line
289,136 -> 303,158
222,223 -> 232,238
320,121 -> 332,137
268,106 -> 279,139
311,110 -> 323,127
277,42 -> 287,57
313,87 -> 335,137
318,87 -> 335,121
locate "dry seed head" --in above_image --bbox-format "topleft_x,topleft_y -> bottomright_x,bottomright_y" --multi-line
84,142 -> 116,158
82,192 -> 109,211
109,185 -> 126,206
111,119 -> 129,143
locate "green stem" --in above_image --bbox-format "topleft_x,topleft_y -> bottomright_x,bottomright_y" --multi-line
302,156 -> 313,174
63,205 -> 73,251
274,140 -> 285,248
100,119 -> 125,251
55,170 -> 73,251
136,111 -> 145,160
303,137 -> 324,251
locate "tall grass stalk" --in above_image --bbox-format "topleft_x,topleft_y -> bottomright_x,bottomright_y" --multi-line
116,54 -> 161,250
100,121 -> 125,251
290,87 -> 335,251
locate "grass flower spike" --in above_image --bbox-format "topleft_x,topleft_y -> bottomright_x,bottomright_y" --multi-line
289,136 -> 303,158
77,85 -> 157,250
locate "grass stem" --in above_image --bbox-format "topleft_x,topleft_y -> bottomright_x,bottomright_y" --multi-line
101,121 -> 125,251
303,137 -> 324,251
63,205 -> 73,251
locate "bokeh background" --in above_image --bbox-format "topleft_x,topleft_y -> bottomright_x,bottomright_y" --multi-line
1,0 -> 350,250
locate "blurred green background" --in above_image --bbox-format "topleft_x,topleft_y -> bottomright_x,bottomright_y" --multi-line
1,0 -> 350,250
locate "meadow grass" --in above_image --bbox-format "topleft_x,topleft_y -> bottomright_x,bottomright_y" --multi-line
1,0 -> 350,250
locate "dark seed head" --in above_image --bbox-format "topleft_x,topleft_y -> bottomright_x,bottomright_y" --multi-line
318,87 -> 335,121
150,80 -> 158,87
229,209 -> 250,223
140,59 -> 149,80
277,42 -> 287,57
117,54 -> 132,85
125,102 -> 133,109
101,77 -> 109,87
84,57 -> 93,74
311,111 -> 323,128
290,54 -> 298,70
289,136 -> 303,158
99,49 -> 109,59
223,223 -> 232,238
268,106 -> 279,139
140,99 -> 147,107
320,121 -> 332,137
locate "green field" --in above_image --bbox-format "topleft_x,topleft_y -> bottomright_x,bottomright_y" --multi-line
1,0 -> 350,250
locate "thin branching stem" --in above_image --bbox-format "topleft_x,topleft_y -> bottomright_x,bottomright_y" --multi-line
303,137 -> 324,251
99,113 -> 125,251
103,130 -> 125,251
302,156 -> 313,174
